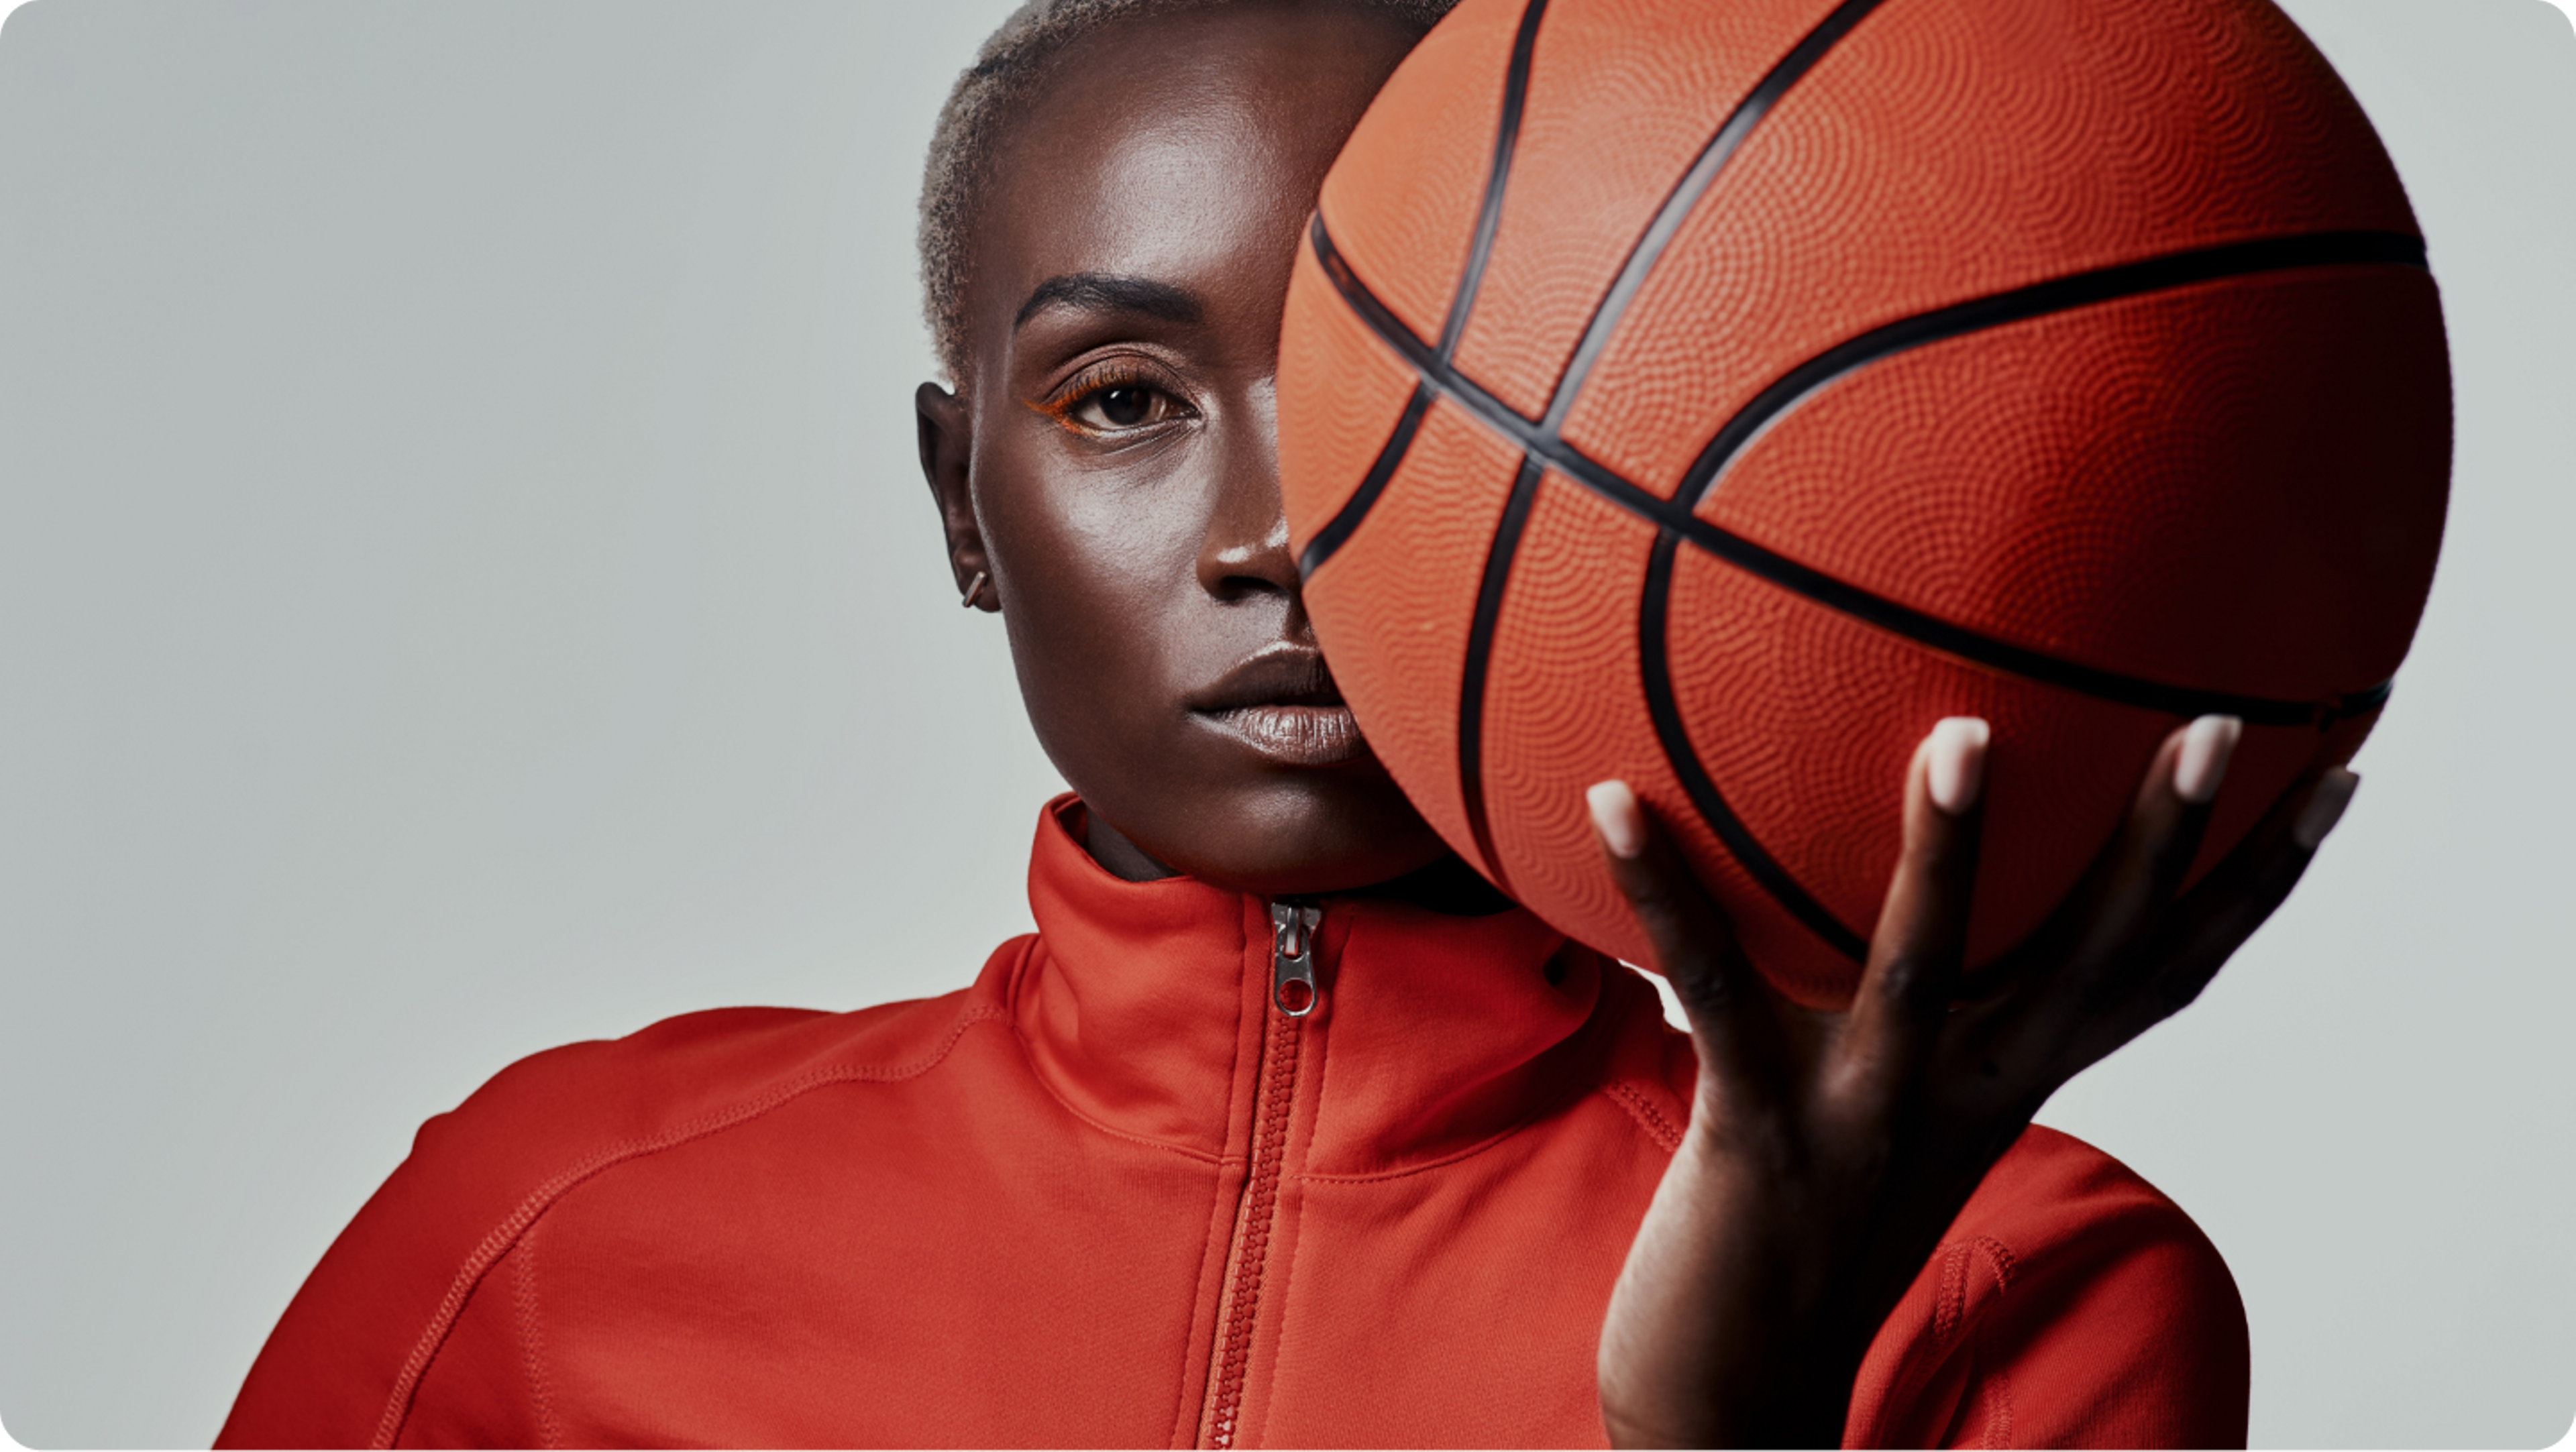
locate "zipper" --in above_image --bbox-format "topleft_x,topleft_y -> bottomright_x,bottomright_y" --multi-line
1201,900 -> 1324,1449
1269,900 -> 1322,1018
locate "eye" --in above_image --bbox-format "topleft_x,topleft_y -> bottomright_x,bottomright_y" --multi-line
1084,384 -> 1158,429
1041,365 -> 1194,437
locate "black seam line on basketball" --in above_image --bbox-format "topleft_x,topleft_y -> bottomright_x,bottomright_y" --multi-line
1640,531 -> 1872,961
1538,0 -> 1890,435
1298,384 -> 1432,577
1674,229 -> 2432,508
1436,0 -> 1550,361
1313,214 -> 2416,727
1458,456 -> 1546,895
1297,0 -> 1546,579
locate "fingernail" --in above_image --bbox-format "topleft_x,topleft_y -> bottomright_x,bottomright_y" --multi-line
1587,780 -> 1646,860
2172,715 -> 2244,805
1925,717 -> 1991,816
2293,767 -> 2359,849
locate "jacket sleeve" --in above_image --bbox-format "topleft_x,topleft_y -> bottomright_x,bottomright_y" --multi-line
215,1105 -> 551,1448
215,1008 -> 825,1449
1845,1125 -> 2252,1450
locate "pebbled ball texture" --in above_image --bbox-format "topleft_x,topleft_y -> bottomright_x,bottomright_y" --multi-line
1276,0 -> 2451,1000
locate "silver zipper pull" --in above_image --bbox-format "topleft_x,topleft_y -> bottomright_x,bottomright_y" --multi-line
1269,901 -> 1323,1017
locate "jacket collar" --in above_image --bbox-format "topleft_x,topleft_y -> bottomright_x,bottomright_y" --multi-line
1008,796 -> 1650,1175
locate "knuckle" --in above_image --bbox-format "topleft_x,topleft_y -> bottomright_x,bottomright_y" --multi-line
1872,952 -> 1953,1016
1671,964 -> 1739,1019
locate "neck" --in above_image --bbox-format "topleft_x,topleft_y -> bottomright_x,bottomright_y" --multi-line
1081,805 -> 1514,915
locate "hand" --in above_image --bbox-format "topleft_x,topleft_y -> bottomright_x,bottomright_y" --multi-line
1589,716 -> 2361,1448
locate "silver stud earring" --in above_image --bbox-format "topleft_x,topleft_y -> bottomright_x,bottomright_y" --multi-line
960,569 -> 990,610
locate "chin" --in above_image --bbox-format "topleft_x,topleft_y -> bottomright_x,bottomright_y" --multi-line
1150,773 -> 1451,897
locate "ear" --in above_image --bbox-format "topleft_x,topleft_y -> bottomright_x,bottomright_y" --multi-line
916,380 -> 998,612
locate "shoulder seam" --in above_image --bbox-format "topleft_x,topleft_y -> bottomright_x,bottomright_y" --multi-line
368,1003 -> 1006,1449
1936,1233 -> 2019,1339
1601,1079 -> 1685,1152
511,1219 -> 559,1451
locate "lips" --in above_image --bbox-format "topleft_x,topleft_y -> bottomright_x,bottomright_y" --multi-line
1190,648 -> 1370,767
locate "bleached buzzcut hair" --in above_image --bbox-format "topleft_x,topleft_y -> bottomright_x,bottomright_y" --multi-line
917,0 -> 1460,383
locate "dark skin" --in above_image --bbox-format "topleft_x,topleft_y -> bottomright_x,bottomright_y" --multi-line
916,2 -> 1448,896
914,5 -> 2363,1443
1588,720 -> 2357,1446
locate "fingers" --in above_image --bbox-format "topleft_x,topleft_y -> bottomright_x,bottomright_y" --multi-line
2115,713 -> 2241,920
1958,714 -> 2241,1095
1843,720 -> 1987,1096
2067,766 -> 2359,1069
1588,781 -> 1776,1082
1992,716 -> 2241,1007
2171,713 -> 2243,807
2294,767 -> 2361,850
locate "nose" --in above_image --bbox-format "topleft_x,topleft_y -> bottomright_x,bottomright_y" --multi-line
1195,378 -> 1306,608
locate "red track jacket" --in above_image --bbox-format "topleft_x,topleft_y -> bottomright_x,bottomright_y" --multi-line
219,797 -> 2248,1448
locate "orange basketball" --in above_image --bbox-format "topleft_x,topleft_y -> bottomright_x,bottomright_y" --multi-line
1278,0 -> 2450,1003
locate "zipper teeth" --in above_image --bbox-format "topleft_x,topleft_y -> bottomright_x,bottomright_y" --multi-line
1205,1001 -> 1303,1449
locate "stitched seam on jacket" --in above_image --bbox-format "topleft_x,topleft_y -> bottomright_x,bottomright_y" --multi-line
1601,1080 -> 1685,1152
1967,1231 -> 2020,1452
1170,903 -> 1262,1449
1001,1022 -> 1232,1166
997,936 -> 1233,1168
1937,1235 -> 2019,1338
1168,1146 -> 1240,1451
1286,1119 -> 1542,1183
371,1003 -> 1008,1449
1982,1363 -> 2015,1449
1902,1234 -> 2019,1449
511,1221 -> 559,1451
1294,995 -> 1644,1185
1246,1161 -> 1309,1449
1291,1065 -> 1624,1185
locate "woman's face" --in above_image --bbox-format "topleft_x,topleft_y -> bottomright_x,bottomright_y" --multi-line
915,3 -> 1449,897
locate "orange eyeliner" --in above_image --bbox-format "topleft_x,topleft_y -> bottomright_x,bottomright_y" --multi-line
1026,361 -> 1171,437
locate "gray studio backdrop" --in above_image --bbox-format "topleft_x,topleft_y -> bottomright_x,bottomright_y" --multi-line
0,1 -> 2568,1446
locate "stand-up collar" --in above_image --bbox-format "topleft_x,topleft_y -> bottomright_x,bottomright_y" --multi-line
1010,797 -> 1636,1176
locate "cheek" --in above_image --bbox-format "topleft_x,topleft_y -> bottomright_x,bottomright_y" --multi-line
977,438 -> 1212,752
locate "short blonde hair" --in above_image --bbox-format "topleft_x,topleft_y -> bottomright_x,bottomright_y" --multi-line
916,0 -> 1460,383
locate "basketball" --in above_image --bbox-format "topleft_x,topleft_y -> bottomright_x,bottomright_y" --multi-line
1277,0 -> 2451,1003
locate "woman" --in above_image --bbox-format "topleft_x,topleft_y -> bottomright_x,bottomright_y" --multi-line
219,1 -> 2359,1445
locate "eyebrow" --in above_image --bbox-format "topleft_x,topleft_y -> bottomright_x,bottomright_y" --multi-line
1013,272 -> 1204,330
